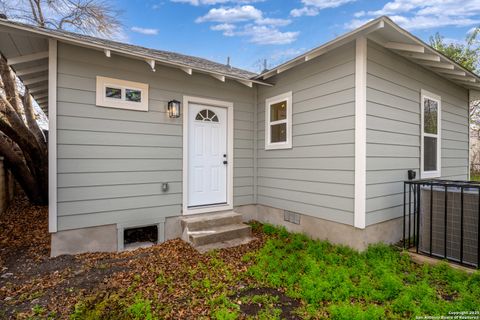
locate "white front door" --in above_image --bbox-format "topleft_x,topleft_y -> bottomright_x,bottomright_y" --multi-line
188,103 -> 228,208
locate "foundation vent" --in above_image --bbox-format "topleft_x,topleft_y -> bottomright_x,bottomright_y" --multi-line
284,210 -> 301,225
124,225 -> 158,250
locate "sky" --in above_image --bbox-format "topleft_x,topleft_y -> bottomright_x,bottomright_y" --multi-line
7,0 -> 480,73
114,0 -> 480,73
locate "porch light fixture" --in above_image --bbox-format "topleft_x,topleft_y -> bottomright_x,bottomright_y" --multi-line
167,100 -> 181,118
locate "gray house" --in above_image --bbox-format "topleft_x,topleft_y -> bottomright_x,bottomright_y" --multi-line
0,16 -> 478,256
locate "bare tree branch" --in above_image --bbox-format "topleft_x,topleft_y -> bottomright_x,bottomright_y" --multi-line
0,56 -> 22,113
0,0 -> 121,203
22,90 -> 46,149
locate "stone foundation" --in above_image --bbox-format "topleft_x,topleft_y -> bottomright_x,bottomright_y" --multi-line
235,204 -> 403,251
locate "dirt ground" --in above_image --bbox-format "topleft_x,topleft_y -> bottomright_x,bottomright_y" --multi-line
0,194 -> 289,319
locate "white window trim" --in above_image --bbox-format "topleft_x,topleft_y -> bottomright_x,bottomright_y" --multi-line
420,89 -> 441,179
96,76 -> 148,111
265,91 -> 292,150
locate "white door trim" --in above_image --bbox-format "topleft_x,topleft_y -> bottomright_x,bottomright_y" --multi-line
182,96 -> 234,215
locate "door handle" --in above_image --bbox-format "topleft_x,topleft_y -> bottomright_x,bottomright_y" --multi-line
223,160 -> 228,165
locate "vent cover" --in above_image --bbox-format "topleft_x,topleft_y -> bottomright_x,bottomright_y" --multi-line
284,210 -> 300,225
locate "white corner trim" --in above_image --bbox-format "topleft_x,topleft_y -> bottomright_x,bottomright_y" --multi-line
182,96 -> 234,215
420,89 -> 442,179
48,39 -> 57,233
354,36 -> 367,229
468,90 -> 471,181
264,91 -> 293,150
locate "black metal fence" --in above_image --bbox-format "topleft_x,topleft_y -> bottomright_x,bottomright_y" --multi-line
404,179 -> 480,269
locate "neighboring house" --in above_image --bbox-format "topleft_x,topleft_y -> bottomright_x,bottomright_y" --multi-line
0,16 -> 478,256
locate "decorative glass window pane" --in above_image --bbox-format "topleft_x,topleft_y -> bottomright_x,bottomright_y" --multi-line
106,87 -> 121,99
270,101 -> 287,122
126,89 -> 142,103
424,98 -> 438,134
195,109 -> 219,122
424,136 -> 437,171
271,123 -> 287,143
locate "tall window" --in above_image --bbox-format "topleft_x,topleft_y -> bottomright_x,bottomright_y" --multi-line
421,90 -> 441,178
265,91 -> 292,150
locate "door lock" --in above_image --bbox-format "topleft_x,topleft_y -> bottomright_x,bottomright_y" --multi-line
223,160 -> 228,165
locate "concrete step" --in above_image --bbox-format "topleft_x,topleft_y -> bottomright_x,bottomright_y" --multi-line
181,211 -> 243,231
189,223 -> 251,247
195,237 -> 255,254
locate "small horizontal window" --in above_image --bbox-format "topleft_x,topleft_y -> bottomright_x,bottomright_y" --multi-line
96,76 -> 149,111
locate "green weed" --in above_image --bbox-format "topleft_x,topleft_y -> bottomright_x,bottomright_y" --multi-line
248,224 -> 480,318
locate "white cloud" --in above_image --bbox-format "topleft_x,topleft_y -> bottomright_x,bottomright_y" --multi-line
255,17 -> 292,27
196,5 -> 262,23
171,0 -> 262,5
209,22 -> 298,44
290,7 -> 319,17
196,4 -> 298,45
210,23 -> 236,36
347,0 -> 480,30
131,26 -> 159,35
242,25 -> 299,44
270,47 -> 305,63
291,0 -> 356,17
343,18 -> 373,30
354,10 -> 365,18
301,0 -> 356,10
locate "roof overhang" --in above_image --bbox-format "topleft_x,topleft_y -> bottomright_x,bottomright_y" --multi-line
256,16 -> 480,91
0,19 -> 271,95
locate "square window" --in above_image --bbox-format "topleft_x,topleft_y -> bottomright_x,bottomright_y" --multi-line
126,89 -> 142,103
270,101 -> 287,122
106,87 -> 121,99
271,123 -> 287,143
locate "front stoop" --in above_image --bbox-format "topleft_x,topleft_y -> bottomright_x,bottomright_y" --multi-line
181,211 -> 254,253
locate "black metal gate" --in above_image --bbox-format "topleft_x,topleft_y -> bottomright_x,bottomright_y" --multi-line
403,179 -> 480,269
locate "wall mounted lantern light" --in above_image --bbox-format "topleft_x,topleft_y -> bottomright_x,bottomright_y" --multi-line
167,100 -> 181,118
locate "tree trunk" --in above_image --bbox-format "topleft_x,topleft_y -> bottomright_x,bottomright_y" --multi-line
0,56 -> 48,204
0,134 -> 45,204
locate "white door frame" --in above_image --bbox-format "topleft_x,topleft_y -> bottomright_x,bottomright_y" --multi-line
182,95 -> 234,215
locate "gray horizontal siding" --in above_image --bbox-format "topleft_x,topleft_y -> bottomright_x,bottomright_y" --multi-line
256,42 -> 356,226
56,43 -> 255,231
366,41 -> 469,226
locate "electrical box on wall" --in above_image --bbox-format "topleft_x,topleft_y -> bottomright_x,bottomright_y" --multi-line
284,210 -> 300,225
